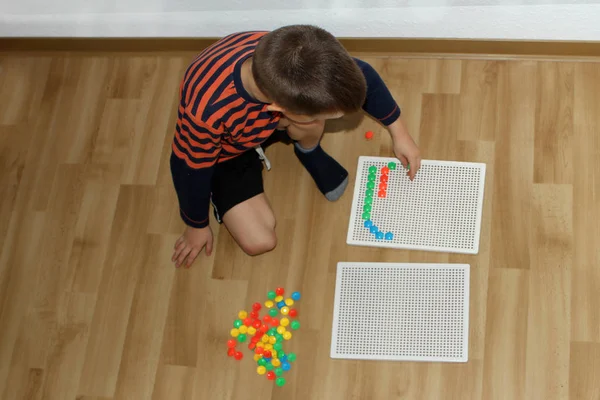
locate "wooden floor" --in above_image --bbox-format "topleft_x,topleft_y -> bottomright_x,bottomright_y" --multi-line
1,52 -> 599,400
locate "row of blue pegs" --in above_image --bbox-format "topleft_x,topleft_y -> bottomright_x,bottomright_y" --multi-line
364,220 -> 394,241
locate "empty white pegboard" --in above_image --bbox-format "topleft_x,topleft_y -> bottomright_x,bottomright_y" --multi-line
331,262 -> 470,362
347,156 -> 486,254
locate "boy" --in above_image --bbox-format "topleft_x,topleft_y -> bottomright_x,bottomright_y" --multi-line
170,25 -> 421,268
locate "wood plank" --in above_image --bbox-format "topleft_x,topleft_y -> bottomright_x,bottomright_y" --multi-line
0,57 -> 51,125
151,365 -> 195,400
571,62 -> 600,343
419,93 -> 460,160
10,164 -> 90,395
422,59 -> 462,94
31,163 -> 87,312
63,56 -> 112,165
569,342 -> 600,400
0,211 -> 47,395
490,61 -> 536,270
458,60 -> 499,141
158,264 -> 201,367
482,268 -> 529,400
39,293 -> 96,399
121,57 -> 184,185
107,56 -> 158,99
534,62 -> 574,184
91,99 -> 144,170
1,367 -> 43,400
27,57 -> 85,212
77,186 -> 155,397
113,235 -> 175,400
525,184 -> 572,400
68,164 -> 121,293
193,279 -> 248,400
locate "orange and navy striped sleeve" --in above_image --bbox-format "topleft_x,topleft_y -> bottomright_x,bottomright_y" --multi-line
170,106 -> 221,229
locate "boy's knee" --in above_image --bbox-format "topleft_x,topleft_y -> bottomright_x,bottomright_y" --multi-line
240,230 -> 277,256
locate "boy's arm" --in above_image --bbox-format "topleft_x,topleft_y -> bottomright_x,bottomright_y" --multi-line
171,109 -> 222,228
353,57 -> 422,179
353,57 -> 401,126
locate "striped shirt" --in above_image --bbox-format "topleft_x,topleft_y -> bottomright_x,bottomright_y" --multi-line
173,31 -> 277,170
171,31 -> 401,228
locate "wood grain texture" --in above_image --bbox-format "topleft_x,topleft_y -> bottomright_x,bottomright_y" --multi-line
1,52 -> 599,400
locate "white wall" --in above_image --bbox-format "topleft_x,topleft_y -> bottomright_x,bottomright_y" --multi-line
2,0 -> 600,40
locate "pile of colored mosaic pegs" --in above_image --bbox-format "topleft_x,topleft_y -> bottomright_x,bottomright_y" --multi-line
227,288 -> 301,387
362,162 -> 397,241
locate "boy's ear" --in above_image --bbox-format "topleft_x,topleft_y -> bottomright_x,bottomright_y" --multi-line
266,103 -> 285,113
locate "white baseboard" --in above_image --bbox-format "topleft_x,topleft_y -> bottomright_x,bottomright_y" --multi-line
2,5 -> 600,41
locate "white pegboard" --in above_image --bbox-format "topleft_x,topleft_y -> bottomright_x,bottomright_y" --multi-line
347,156 -> 486,254
330,262 -> 470,362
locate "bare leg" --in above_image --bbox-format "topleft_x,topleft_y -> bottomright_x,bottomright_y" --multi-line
286,119 -> 325,148
221,193 -> 277,256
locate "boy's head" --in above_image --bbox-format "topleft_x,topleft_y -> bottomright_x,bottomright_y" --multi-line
252,25 -> 366,123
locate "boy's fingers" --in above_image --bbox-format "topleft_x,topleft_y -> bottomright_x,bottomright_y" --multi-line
172,241 -> 186,262
410,163 -> 417,180
175,241 -> 187,253
408,160 -> 416,180
408,158 -> 421,180
186,249 -> 200,268
398,155 -> 409,168
174,236 -> 184,249
172,248 -> 180,262
176,247 -> 191,268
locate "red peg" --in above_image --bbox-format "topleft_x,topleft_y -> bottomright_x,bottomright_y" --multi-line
378,190 -> 386,198
267,371 -> 276,380
289,309 -> 298,318
263,350 -> 272,359
227,348 -> 236,357
271,318 -> 279,327
248,342 -> 256,351
260,324 -> 269,333
379,182 -> 387,191
243,317 -> 253,327
252,320 -> 262,329
250,311 -> 259,319
275,287 -> 285,296
263,315 -> 272,324
252,302 -> 262,311
227,339 -> 237,348
234,351 -> 243,360
380,174 -> 389,183
382,166 -> 390,174
256,347 -> 264,355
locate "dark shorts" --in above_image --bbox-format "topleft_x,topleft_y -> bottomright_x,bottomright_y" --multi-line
211,149 -> 264,223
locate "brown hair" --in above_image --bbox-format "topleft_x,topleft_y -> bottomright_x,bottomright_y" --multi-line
252,25 -> 367,115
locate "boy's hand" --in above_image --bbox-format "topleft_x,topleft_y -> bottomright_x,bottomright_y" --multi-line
393,134 -> 421,181
172,226 -> 213,268
387,118 -> 422,180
